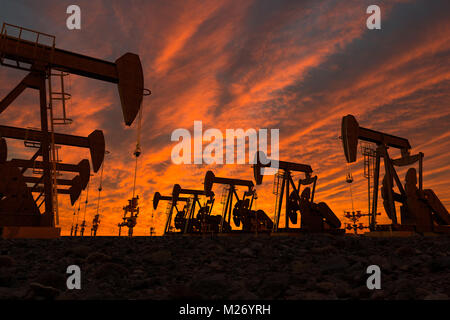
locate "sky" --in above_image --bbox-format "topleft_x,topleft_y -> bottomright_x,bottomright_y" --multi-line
0,0 -> 449,236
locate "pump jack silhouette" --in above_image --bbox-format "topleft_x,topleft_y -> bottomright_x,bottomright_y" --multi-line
341,115 -> 450,234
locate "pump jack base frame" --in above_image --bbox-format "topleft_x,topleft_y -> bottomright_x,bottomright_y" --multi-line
274,228 -> 346,235
164,230 -> 272,237
164,229 -> 344,237
0,226 -> 61,239
365,223 -> 450,237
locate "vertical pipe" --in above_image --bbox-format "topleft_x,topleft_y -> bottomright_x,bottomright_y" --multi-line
285,171 -> 290,229
39,72 -> 53,225
220,189 -> 231,232
249,192 -> 255,210
59,72 -> 67,120
419,152 -> 423,191
371,152 -> 381,230
368,172 -> 371,226
382,149 -> 397,224
311,177 -> 317,203
228,189 -> 233,226
164,202 -> 175,235
276,174 -> 286,231
48,70 -> 60,226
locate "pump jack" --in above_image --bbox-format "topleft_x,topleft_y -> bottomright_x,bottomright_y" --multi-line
0,23 -> 144,238
204,171 -> 273,233
153,191 -> 189,235
162,185 -> 218,234
341,114 -> 450,234
254,151 -> 342,233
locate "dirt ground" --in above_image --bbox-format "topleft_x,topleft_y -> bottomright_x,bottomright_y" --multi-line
0,234 -> 449,300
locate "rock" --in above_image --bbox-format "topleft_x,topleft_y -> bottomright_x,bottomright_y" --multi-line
206,261 -> 223,271
0,255 -> 14,268
34,271 -> 66,290
395,246 -> 416,257
93,262 -> 128,279
430,257 -> 450,272
415,287 -> 431,298
371,290 -> 386,300
393,279 -> 415,294
229,289 -> 258,300
291,261 -> 306,274
190,274 -> 229,299
130,278 -> 152,290
320,256 -> 349,274
144,250 -> 171,264
0,287 -> 27,299
424,293 -> 449,300
29,282 -> 60,299
311,245 -> 336,255
249,241 -> 263,252
245,277 -> 262,289
240,248 -> 255,257
351,285 -> 372,299
0,271 -> 14,287
69,245 -> 91,258
258,273 -> 290,299
86,252 -> 112,264
169,285 -> 203,300
301,291 -> 329,300
0,235 -> 448,300
316,281 -> 335,293
334,282 -> 352,298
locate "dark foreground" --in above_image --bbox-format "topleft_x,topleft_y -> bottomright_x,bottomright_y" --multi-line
0,234 -> 449,300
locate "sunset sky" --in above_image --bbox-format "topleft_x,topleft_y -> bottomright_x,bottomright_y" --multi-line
1,0 -> 449,236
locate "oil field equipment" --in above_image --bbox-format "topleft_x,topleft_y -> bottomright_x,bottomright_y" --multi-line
91,213 -> 100,237
90,150 -> 108,237
120,88 -> 150,237
118,196 -> 139,237
163,185 -> 218,234
0,23 -> 144,238
254,151 -> 342,233
341,114 -> 450,234
79,180 -> 91,238
153,191 -> 189,235
343,210 -> 373,234
204,170 -> 273,233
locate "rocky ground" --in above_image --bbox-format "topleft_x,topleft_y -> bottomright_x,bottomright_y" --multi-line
0,234 -> 449,300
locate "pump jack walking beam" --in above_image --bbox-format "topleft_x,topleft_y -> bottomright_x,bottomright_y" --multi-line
0,24 -> 144,125
1,125 -> 105,171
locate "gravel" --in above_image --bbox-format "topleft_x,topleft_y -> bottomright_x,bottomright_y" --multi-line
0,234 -> 448,300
